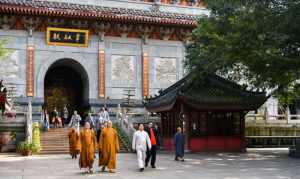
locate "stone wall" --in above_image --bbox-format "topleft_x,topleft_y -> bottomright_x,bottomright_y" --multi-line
0,29 -> 185,108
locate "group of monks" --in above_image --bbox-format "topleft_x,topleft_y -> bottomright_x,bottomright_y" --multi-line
68,120 -> 119,174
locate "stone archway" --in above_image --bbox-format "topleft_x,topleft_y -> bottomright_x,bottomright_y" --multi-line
44,58 -> 89,118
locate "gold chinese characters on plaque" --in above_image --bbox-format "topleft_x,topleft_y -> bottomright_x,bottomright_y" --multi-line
46,27 -> 89,47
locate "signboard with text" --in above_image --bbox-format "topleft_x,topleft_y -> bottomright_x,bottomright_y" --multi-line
46,27 -> 89,47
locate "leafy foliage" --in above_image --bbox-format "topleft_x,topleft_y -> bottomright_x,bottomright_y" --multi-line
17,141 -> 40,154
17,141 -> 33,152
185,0 -> 300,105
113,123 -> 131,151
0,38 -> 9,60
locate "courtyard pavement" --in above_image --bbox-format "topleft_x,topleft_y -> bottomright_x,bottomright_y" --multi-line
0,149 -> 300,179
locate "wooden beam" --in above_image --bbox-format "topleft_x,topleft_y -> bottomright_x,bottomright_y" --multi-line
98,49 -> 105,98
26,45 -> 34,97
142,52 -> 149,98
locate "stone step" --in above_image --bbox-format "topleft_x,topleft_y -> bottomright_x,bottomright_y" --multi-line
40,128 -> 70,154
41,142 -> 69,145
40,147 -> 69,150
40,127 -> 129,154
41,140 -> 68,142
41,138 -> 68,139
41,138 -> 68,141
39,151 -> 69,154
41,141 -> 68,143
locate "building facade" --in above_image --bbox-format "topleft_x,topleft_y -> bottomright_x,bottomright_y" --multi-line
145,74 -> 267,152
0,0 -> 208,115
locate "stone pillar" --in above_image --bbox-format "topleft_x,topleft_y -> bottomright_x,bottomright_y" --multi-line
24,18 -> 38,98
286,107 -> 291,123
26,100 -> 32,143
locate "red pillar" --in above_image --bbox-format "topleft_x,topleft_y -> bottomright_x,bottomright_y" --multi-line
240,112 -> 246,152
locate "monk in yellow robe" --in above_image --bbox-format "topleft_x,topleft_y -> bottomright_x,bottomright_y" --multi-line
79,122 -> 96,174
68,128 -> 81,159
99,120 -> 120,173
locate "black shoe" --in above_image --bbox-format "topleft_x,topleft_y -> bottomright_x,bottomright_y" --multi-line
175,157 -> 179,161
145,163 -> 148,168
139,168 -> 144,172
151,165 -> 156,168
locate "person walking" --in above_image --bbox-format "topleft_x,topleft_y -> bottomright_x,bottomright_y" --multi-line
68,127 -> 81,159
102,107 -> 110,123
95,112 -> 103,142
97,108 -> 105,125
85,113 -> 95,130
145,122 -> 159,168
99,120 -> 119,173
61,105 -> 69,128
52,107 -> 61,128
132,124 -> 151,172
174,127 -> 185,162
79,122 -> 96,174
42,109 -> 50,131
69,111 -> 81,134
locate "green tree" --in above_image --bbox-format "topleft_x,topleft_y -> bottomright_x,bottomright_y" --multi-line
0,38 -> 9,60
185,0 -> 300,105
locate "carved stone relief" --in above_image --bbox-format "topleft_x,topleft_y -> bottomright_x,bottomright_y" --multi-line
111,55 -> 135,83
155,57 -> 176,84
0,50 -> 19,79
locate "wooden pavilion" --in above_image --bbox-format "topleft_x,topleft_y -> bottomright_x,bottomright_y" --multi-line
145,74 -> 267,152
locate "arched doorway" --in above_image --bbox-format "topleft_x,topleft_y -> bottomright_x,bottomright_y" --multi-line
44,59 -> 89,121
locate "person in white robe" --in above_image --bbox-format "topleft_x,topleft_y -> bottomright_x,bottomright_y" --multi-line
97,108 -> 105,125
103,107 -> 110,122
69,111 -> 81,134
132,124 -> 151,172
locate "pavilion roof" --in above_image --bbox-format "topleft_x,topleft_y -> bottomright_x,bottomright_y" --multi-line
145,74 -> 267,112
0,0 -> 199,27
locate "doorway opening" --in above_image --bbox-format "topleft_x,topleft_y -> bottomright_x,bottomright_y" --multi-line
44,59 -> 89,122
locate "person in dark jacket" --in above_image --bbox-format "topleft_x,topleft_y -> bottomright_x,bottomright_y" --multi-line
145,122 -> 159,168
174,127 -> 185,162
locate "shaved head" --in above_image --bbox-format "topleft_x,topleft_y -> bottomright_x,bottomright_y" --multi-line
107,120 -> 112,128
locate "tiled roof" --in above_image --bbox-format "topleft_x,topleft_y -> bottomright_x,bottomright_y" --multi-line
0,0 -> 199,27
145,74 -> 267,112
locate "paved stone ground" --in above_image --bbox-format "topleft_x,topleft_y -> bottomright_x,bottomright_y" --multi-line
0,149 -> 300,179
